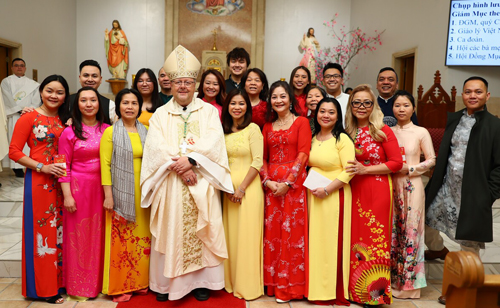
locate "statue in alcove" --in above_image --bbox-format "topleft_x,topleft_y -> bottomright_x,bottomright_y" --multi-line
104,20 -> 129,79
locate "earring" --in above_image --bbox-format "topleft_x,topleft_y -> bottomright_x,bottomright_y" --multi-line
289,104 -> 293,111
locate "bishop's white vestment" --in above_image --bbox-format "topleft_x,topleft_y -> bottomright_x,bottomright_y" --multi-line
141,97 -> 233,300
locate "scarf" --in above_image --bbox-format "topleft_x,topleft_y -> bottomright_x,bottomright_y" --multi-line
111,119 -> 148,221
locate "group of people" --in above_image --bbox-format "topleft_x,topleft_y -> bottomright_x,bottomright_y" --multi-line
4,44 -> 500,307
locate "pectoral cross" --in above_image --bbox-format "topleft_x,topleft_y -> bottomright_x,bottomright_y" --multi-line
180,139 -> 189,155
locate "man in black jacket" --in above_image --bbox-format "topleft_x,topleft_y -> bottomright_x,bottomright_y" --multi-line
424,76 -> 500,304
69,60 -> 116,124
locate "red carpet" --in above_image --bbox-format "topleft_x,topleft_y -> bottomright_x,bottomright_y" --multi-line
116,290 -> 245,308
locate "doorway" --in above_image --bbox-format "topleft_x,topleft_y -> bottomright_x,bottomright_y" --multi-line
0,46 -> 8,81
393,48 -> 417,96
398,54 -> 415,94
0,37 -> 22,80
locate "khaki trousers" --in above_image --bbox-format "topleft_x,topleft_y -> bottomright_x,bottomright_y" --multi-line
425,225 -> 481,257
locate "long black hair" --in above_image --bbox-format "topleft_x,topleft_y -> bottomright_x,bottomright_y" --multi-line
313,97 -> 350,143
289,66 -> 311,95
222,89 -> 252,134
71,87 -> 105,140
39,74 -> 71,125
197,69 -> 226,106
133,68 -> 161,112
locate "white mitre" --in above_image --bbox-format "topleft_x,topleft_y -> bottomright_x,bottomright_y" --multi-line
163,45 -> 201,80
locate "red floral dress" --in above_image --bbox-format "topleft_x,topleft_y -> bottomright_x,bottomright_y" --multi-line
252,100 -> 267,130
260,117 -> 311,301
348,125 -> 402,305
295,93 -> 307,117
9,111 -> 65,299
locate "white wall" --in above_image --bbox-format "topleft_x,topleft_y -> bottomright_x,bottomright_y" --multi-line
348,0 -> 500,97
76,0 -> 165,95
5,0 -> 499,100
0,0 -> 77,89
264,0 -> 351,84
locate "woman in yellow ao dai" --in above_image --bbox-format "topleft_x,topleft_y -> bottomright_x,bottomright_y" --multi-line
222,89 -> 264,300
307,97 -> 355,305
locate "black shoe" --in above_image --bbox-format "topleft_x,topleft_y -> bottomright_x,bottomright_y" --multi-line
156,293 -> 169,301
438,295 -> 446,305
424,247 -> 449,261
13,169 -> 24,178
193,288 -> 210,301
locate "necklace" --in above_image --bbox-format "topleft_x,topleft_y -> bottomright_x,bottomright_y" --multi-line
316,132 -> 332,146
83,120 -> 98,127
39,105 -> 57,117
123,123 -> 137,133
354,127 -> 364,155
179,111 -> 193,154
40,105 -> 47,114
277,113 -> 293,127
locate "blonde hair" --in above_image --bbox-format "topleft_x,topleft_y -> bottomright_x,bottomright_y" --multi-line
345,84 -> 387,142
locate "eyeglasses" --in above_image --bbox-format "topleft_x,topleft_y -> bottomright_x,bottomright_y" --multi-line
351,100 -> 374,108
13,64 -> 25,68
324,74 -> 342,80
173,80 -> 195,87
137,79 -> 153,84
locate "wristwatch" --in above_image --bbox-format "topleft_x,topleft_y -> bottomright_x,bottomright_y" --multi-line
188,157 -> 199,168
409,167 -> 415,173
284,182 -> 292,188
36,162 -> 44,173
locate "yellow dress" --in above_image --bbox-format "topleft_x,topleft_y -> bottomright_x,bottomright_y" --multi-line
100,126 -> 151,295
223,123 -> 264,300
137,110 -> 153,126
307,133 -> 355,301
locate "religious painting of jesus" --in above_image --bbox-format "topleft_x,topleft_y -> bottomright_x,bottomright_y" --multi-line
186,0 -> 245,16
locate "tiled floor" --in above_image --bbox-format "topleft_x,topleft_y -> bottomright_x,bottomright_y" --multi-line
1,168 -> 500,307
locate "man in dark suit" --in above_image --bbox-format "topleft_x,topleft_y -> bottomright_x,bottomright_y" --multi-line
69,60 -> 116,124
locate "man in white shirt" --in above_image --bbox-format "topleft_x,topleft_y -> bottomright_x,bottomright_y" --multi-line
0,87 -> 9,185
1,58 -> 40,177
322,62 -> 349,122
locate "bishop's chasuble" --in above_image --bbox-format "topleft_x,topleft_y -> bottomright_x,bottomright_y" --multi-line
140,97 -> 233,300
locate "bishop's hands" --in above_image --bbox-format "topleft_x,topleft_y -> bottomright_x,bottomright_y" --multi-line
170,156 -> 192,174
170,157 -> 197,186
181,169 -> 197,186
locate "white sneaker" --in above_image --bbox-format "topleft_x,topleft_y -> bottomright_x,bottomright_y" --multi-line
276,298 -> 290,303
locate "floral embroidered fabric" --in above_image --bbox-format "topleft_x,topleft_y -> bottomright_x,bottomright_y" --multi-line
9,111 -> 65,298
348,125 -> 402,305
426,114 -> 484,250
260,117 -> 311,300
391,123 -> 436,292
